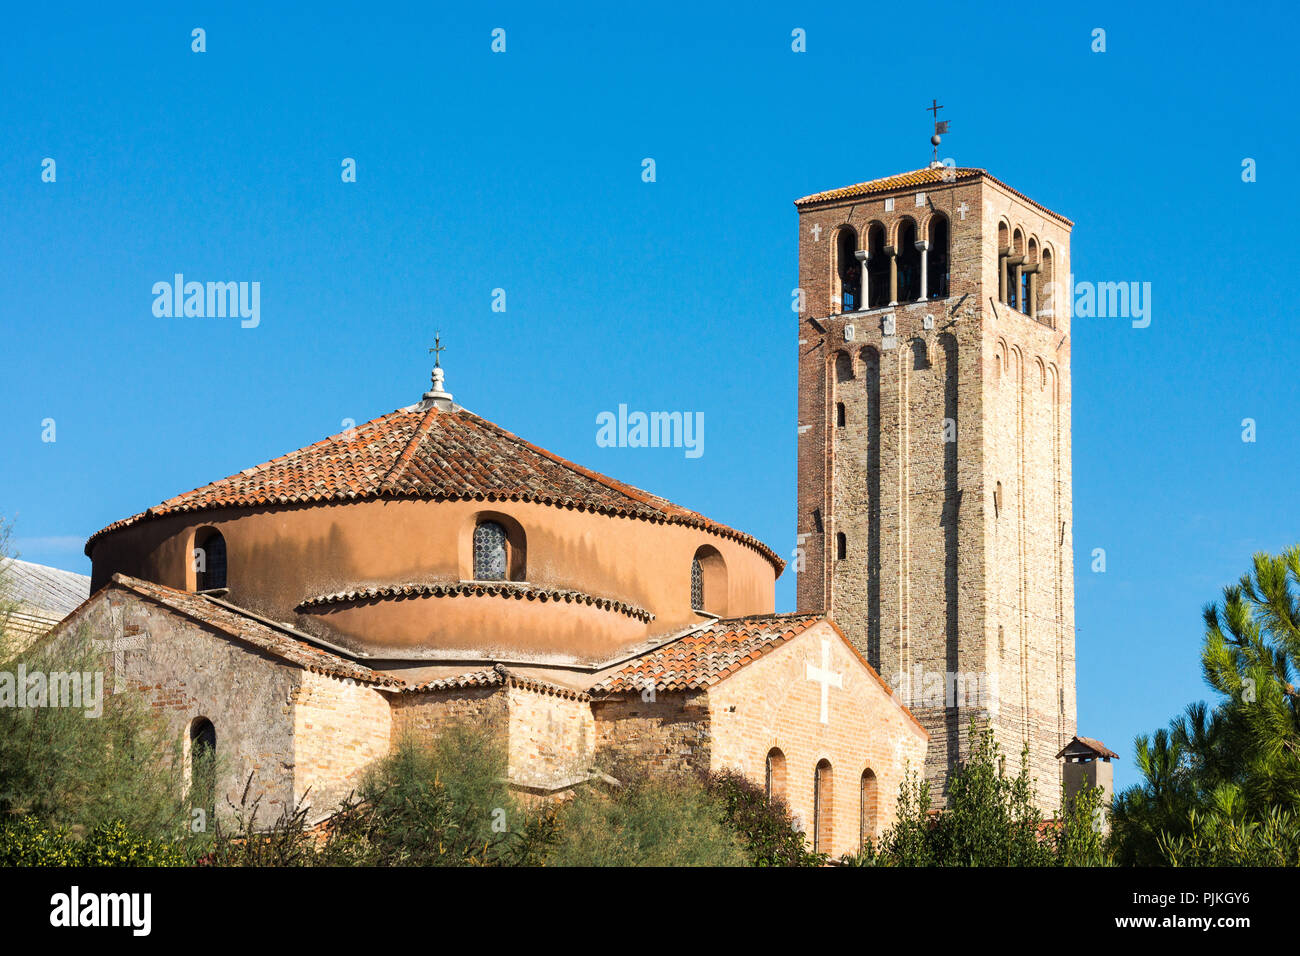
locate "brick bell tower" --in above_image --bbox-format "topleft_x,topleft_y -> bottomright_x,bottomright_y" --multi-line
794,148 -> 1077,809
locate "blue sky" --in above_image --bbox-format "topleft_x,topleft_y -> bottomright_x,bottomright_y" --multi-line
1,1 -> 1296,793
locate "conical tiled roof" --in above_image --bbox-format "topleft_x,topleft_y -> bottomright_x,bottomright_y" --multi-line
85,403 -> 783,570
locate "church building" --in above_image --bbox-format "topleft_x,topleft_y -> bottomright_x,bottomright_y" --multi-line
61,356 -> 925,858
45,154 -> 1084,858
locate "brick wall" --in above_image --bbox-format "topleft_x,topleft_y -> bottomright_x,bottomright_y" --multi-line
505,684 -> 596,789
706,621 -> 927,858
292,671 -> 391,817
591,690 -> 712,778
795,172 -> 1075,809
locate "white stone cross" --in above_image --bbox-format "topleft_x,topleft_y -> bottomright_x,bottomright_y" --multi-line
805,637 -> 843,724
93,606 -> 147,693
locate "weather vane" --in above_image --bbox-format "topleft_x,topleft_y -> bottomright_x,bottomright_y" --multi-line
927,99 -> 950,164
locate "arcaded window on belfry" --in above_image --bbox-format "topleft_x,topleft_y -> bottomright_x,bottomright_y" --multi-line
928,215 -> 949,299
195,529 -> 227,591
473,521 -> 508,580
836,227 -> 861,313
691,558 -> 704,611
897,220 -> 922,302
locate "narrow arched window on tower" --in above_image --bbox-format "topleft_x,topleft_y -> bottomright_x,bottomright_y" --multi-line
836,227 -> 861,313
928,215 -> 950,299
836,532 -> 847,561
473,521 -> 508,580
195,529 -> 227,591
836,402 -> 846,427
897,221 -> 922,302
690,558 -> 704,611
866,223 -> 889,309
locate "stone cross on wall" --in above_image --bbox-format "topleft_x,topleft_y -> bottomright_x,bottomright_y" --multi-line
805,637 -> 843,724
92,605 -> 147,694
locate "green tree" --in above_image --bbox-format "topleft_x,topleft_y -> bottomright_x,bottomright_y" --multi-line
1111,547 -> 1300,865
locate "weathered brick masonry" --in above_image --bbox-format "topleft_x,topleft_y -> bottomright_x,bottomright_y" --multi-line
795,167 -> 1076,807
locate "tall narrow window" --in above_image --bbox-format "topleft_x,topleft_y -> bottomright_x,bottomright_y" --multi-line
866,223 -> 889,309
836,532 -> 847,560
927,215 -> 950,299
896,221 -> 922,302
765,748 -> 787,803
860,769 -> 878,847
836,227 -> 861,313
473,521 -> 508,580
836,403 -> 846,427
813,759 -> 834,854
190,717 -> 216,824
195,529 -> 227,591
690,558 -> 704,611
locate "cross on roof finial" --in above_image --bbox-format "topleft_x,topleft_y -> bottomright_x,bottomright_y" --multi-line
927,99 -> 950,166
421,331 -> 454,410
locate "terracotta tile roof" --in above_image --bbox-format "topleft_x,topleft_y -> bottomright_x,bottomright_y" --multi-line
793,166 -> 1073,226
406,667 -> 504,693
1056,735 -> 1119,760
101,574 -> 402,688
85,404 -> 782,572
295,581 -> 655,623
591,613 -> 824,693
405,663 -> 590,701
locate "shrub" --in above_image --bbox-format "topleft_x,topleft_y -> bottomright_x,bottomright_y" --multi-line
548,773 -> 747,867
0,815 -> 186,867
703,769 -> 824,866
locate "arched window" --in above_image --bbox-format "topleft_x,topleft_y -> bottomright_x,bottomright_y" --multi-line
927,215 -> 949,299
690,545 -> 727,615
190,717 -> 216,823
865,223 -> 889,309
1039,248 -> 1055,326
896,220 -> 922,302
860,768 -> 878,847
1008,228 -> 1025,310
195,529 -> 227,591
813,759 -> 834,853
765,748 -> 787,803
473,521 -> 508,580
836,532 -> 847,560
835,227 -> 861,313
836,402 -> 846,427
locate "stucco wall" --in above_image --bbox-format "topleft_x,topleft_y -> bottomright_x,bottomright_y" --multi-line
89,496 -> 777,664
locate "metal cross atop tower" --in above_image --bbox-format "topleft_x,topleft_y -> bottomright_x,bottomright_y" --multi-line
429,332 -> 446,369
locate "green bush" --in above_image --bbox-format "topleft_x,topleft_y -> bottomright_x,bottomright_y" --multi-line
846,722 -> 1110,867
703,769 -> 823,866
0,815 -> 186,867
548,773 -> 747,867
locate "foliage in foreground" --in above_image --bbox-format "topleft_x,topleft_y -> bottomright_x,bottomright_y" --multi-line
843,723 -> 1109,867
1111,547 -> 1300,866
